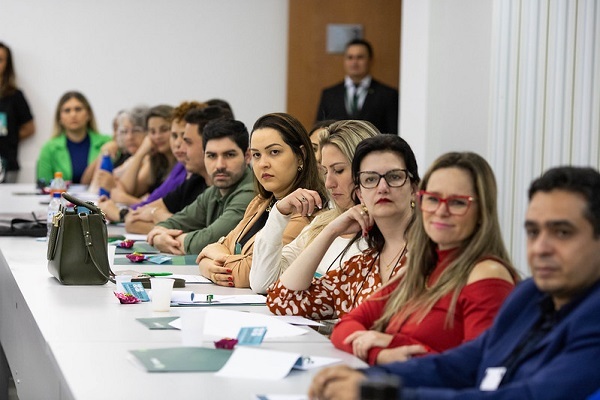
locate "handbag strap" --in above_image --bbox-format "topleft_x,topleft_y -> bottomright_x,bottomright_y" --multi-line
79,212 -> 116,283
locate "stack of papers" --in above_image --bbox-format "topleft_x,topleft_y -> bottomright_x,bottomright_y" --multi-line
172,294 -> 267,306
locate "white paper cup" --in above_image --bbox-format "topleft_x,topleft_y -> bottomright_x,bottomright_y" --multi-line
115,275 -> 132,293
179,309 -> 206,346
150,278 -> 174,312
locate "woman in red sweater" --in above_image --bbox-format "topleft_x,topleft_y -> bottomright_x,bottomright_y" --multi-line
331,152 -> 519,365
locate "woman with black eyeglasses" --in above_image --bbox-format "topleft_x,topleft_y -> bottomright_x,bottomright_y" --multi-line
328,151 -> 519,365
267,135 -> 419,320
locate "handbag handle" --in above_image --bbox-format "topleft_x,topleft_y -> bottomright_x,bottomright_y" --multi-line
62,192 -> 103,215
79,210 -> 116,284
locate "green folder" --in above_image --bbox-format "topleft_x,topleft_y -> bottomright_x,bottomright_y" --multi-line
129,347 -> 233,372
113,255 -> 198,265
136,317 -> 179,330
115,241 -> 160,254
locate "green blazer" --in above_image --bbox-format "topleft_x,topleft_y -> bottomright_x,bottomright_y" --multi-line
36,130 -> 112,183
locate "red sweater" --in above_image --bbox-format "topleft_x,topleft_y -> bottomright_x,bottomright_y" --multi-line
330,248 -> 515,365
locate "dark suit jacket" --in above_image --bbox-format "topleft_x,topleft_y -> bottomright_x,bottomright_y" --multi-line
365,279 -> 600,400
315,79 -> 399,134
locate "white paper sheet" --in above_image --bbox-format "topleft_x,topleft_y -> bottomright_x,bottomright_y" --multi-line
169,309 -> 307,339
146,290 -> 195,303
125,233 -> 148,241
191,294 -> 266,304
215,347 -> 301,380
215,347 -> 341,380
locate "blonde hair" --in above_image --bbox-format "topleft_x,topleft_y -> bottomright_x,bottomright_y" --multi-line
372,152 -> 518,331
301,120 -> 380,246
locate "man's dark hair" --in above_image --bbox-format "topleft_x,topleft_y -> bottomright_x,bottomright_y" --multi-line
183,106 -> 233,136
529,166 -> 600,237
345,38 -> 373,59
202,119 -> 249,153
206,99 -> 234,118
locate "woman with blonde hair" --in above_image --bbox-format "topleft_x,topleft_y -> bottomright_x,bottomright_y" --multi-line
250,120 -> 380,293
37,91 -> 110,184
331,151 -> 519,365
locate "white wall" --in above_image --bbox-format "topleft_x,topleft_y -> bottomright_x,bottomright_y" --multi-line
400,0 -> 494,171
1,0 -> 289,183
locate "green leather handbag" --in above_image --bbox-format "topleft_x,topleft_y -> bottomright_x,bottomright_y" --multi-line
47,192 -> 115,285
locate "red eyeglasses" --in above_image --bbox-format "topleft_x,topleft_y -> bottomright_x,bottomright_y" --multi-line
417,190 -> 476,216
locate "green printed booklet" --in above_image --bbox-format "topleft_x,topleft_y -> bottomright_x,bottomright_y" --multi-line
114,254 -> 198,265
129,347 -> 233,372
136,317 -> 179,330
114,241 -> 160,254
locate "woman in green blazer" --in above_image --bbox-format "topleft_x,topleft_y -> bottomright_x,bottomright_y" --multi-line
37,91 -> 111,184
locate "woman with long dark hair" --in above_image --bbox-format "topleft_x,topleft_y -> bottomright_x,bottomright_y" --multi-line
197,113 -> 328,287
0,42 -> 35,183
250,120 -> 380,294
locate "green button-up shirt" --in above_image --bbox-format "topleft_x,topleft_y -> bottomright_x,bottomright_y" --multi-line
157,167 -> 255,254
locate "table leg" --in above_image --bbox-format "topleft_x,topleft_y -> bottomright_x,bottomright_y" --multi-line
0,343 -> 9,400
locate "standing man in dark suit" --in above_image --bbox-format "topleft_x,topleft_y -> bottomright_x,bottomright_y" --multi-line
316,39 -> 399,135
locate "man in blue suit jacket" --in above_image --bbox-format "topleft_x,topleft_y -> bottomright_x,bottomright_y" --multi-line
310,166 -> 600,400
315,39 -> 399,135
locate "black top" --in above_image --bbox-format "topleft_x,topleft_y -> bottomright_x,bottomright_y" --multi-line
0,89 -> 34,171
162,174 -> 207,213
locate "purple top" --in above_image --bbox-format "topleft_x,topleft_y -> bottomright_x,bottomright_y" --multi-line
131,162 -> 187,210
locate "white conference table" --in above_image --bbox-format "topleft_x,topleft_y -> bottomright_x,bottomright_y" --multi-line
0,184 -> 366,400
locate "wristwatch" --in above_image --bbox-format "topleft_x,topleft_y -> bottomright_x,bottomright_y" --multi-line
119,208 -> 129,222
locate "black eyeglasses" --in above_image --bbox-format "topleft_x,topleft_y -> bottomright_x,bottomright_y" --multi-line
358,169 -> 412,189
417,190 -> 476,216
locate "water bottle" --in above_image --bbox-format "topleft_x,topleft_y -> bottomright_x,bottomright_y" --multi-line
49,171 -> 67,197
47,192 -> 62,240
98,153 -> 113,197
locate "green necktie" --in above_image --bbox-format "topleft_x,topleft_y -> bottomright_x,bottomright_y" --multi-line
352,84 -> 361,116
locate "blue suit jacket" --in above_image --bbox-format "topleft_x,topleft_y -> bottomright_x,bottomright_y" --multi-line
315,79 -> 399,134
365,279 -> 600,399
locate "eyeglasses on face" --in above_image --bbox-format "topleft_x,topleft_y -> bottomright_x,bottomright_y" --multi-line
118,127 -> 145,136
417,190 -> 476,216
358,169 -> 412,189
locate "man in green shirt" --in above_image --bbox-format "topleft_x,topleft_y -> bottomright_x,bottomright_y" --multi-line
147,118 -> 255,254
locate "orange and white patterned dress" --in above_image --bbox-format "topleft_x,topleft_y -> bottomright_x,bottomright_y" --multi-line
266,250 -> 407,321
